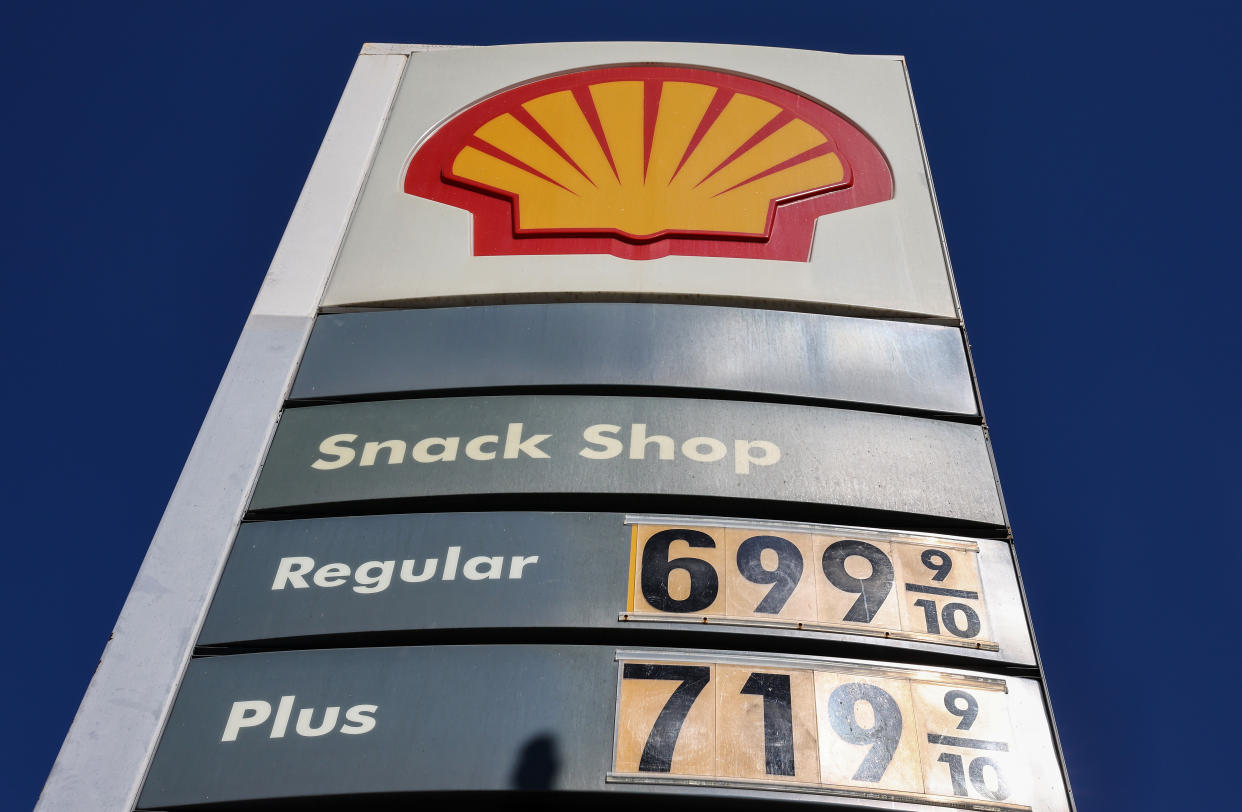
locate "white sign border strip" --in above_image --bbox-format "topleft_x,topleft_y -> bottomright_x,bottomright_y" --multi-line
34,48 -> 413,812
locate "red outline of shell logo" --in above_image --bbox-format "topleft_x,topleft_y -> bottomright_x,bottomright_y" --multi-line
405,65 -> 893,262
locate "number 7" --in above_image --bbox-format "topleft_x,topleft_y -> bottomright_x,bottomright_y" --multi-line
621,664 -> 711,772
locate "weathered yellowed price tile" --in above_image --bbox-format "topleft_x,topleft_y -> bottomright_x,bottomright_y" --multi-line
912,680 -> 1023,804
613,656 -> 1031,810
893,541 -> 991,644
714,665 -> 820,784
627,520 -> 996,652
615,661 -> 715,776
812,534 -> 902,632
813,670 -> 924,795
631,525 -> 726,617
723,528 -> 818,623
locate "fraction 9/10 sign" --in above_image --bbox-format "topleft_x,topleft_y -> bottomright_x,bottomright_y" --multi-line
611,655 -> 1028,809
626,521 -> 995,650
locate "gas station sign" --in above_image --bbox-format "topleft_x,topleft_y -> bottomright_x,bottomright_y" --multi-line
39,42 -> 1074,812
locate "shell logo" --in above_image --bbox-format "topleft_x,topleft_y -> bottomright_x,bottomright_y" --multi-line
405,66 -> 892,261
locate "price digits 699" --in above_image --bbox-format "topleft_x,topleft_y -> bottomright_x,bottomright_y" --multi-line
630,524 -> 991,647
614,659 -> 1022,807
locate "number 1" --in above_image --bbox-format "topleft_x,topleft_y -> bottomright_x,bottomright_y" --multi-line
740,673 -> 795,776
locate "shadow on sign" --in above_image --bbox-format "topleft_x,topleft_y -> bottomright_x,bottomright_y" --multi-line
511,732 -> 562,790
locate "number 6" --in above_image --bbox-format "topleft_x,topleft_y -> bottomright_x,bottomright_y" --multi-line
640,529 -> 719,613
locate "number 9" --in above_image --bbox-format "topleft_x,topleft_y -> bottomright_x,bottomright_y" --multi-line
822,540 -> 894,623
736,535 -> 803,614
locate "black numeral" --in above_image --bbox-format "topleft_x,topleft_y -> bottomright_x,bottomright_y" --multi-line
740,672 -> 795,776
736,535 -> 803,614
921,548 -> 953,581
826,682 -> 902,781
622,664 -> 711,772
914,598 -> 940,634
641,529 -> 719,613
937,752 -> 1009,800
821,540 -> 894,623
913,599 -> 981,639
942,603 -> 981,638
937,752 -> 969,795
943,690 -> 979,730
969,756 -> 1009,800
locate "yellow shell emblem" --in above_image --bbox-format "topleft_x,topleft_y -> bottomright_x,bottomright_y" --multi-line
406,66 -> 891,261
451,80 -> 845,239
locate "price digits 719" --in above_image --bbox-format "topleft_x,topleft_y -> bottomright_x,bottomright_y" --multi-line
615,660 -> 1017,805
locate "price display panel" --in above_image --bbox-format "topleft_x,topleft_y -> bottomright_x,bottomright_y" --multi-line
627,519 -> 995,651
137,644 -> 1065,810
613,653 -> 1029,809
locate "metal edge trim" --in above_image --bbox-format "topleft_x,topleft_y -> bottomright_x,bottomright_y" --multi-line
615,612 -> 1000,651
35,51 -> 408,812
611,649 -> 1008,692
605,773 -> 1029,812
624,514 -> 984,550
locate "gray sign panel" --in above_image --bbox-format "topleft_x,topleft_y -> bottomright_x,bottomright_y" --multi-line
292,304 -> 977,416
200,512 -> 624,645
138,646 -> 1069,810
138,645 -> 612,808
198,512 -> 1035,666
250,395 -> 1004,525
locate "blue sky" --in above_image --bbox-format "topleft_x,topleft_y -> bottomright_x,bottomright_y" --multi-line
5,2 -> 1240,809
